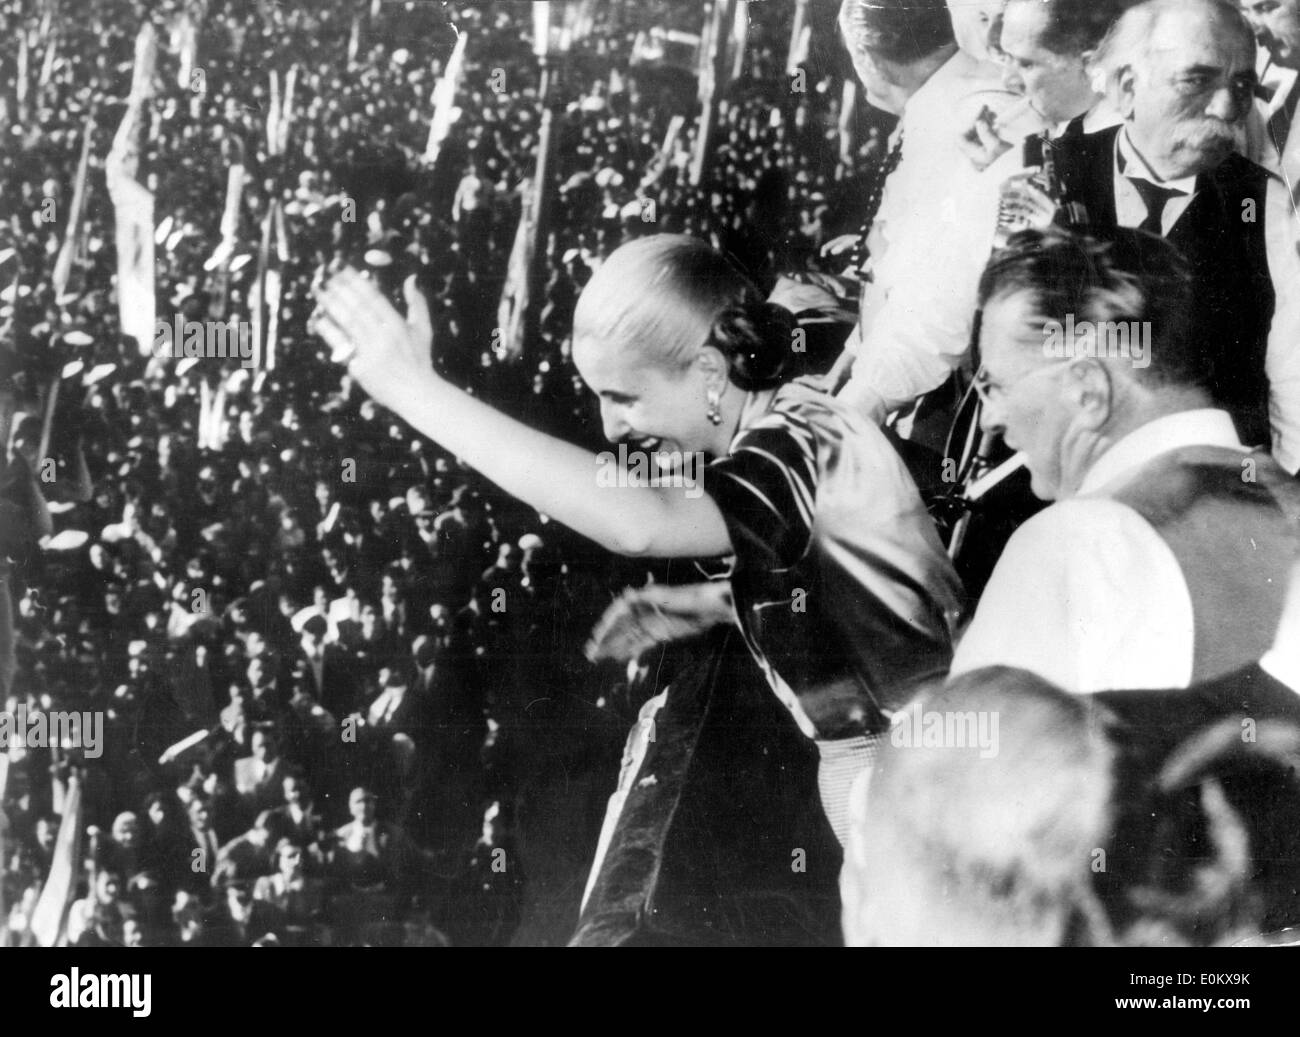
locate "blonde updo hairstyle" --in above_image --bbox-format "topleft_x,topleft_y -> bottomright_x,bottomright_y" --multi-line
572,235 -> 798,392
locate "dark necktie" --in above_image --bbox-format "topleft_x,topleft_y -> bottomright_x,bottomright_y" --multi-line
1268,82 -> 1299,155
1128,177 -> 1185,236
846,129 -> 905,269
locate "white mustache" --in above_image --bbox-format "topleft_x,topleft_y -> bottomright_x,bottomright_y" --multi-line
1174,119 -> 1241,150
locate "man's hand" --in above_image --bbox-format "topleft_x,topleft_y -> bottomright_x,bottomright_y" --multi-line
821,234 -> 861,259
996,171 -> 1059,233
959,105 -> 1014,172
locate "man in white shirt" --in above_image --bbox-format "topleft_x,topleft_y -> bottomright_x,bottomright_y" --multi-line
831,0 -> 1014,408
234,727 -> 286,812
951,227 -> 1300,692
843,0 -> 1300,474
838,0 -> 1131,436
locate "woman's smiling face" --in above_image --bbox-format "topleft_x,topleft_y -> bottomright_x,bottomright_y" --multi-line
572,338 -> 715,458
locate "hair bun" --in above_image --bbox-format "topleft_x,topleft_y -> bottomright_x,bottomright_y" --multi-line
708,298 -> 799,392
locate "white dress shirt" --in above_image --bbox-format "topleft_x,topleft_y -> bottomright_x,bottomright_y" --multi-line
839,98 -> 1118,425
951,410 -> 1248,692
839,110 -> 1300,474
838,51 -> 1011,421
1261,647 -> 1300,695
1113,129 -> 1198,235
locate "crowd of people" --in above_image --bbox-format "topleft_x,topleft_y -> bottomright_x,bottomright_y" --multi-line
0,0 -> 878,946
4,0 -> 1300,948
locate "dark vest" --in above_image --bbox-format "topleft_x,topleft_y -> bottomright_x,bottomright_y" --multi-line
1048,126 -> 1276,448
1107,444 -> 1300,684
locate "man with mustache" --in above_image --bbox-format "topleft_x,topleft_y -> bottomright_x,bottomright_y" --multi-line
1034,0 -> 1300,470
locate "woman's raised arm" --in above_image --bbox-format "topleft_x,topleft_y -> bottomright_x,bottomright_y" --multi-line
313,269 -> 733,559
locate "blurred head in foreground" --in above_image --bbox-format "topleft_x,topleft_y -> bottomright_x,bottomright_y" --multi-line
843,667 -> 1273,946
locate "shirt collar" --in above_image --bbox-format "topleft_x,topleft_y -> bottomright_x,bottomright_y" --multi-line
1261,648 -> 1300,696
1054,98 -> 1122,138
1079,408 -> 1245,495
1115,127 -> 1199,196
901,49 -> 970,134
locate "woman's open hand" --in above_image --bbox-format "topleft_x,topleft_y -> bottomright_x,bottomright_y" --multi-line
312,268 -> 438,413
585,580 -> 736,663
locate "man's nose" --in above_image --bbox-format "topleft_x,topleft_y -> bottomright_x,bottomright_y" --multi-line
977,397 -> 1006,438
1205,83 -> 1245,122
1001,61 -> 1024,95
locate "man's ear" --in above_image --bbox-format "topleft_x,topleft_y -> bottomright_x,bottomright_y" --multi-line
1066,359 -> 1113,429
1115,66 -> 1139,120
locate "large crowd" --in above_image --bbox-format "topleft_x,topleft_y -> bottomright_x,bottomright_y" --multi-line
6,0 -> 1300,949
0,0 -> 877,946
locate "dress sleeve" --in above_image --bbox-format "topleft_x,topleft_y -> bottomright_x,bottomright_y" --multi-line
704,414 -> 818,572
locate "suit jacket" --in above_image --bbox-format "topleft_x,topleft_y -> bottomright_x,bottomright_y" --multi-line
181,825 -> 223,892
1096,663 -> 1300,934
252,872 -> 327,928
269,803 -> 326,849
332,820 -> 418,889
1050,125 -> 1276,446
295,644 -> 357,717
208,901 -> 285,947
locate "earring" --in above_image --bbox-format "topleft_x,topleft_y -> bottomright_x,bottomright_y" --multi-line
706,389 -> 723,426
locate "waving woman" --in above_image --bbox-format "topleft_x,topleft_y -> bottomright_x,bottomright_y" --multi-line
313,234 -> 963,844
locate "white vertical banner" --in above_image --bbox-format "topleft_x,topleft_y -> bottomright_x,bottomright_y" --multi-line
532,2 -> 551,57
249,203 -> 273,371
105,169 -> 156,352
129,22 -> 158,105
731,0 -> 748,84
52,114 -> 94,299
424,30 -> 468,165
266,69 -> 281,157
497,179 -> 536,361
173,10 -> 197,88
106,29 -> 158,354
205,155 -> 245,320
16,33 -> 29,124
198,377 -> 214,450
265,201 -> 289,371
348,14 -> 362,65
220,162 -> 245,244
30,772 -> 84,948
278,63 -> 298,156
37,28 -> 59,91
787,0 -> 811,76
661,113 -> 685,161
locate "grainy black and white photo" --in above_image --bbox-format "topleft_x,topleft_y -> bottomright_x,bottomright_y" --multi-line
2,0 -> 1299,955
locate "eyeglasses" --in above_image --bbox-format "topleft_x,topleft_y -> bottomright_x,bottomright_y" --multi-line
971,360 -> 1069,406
